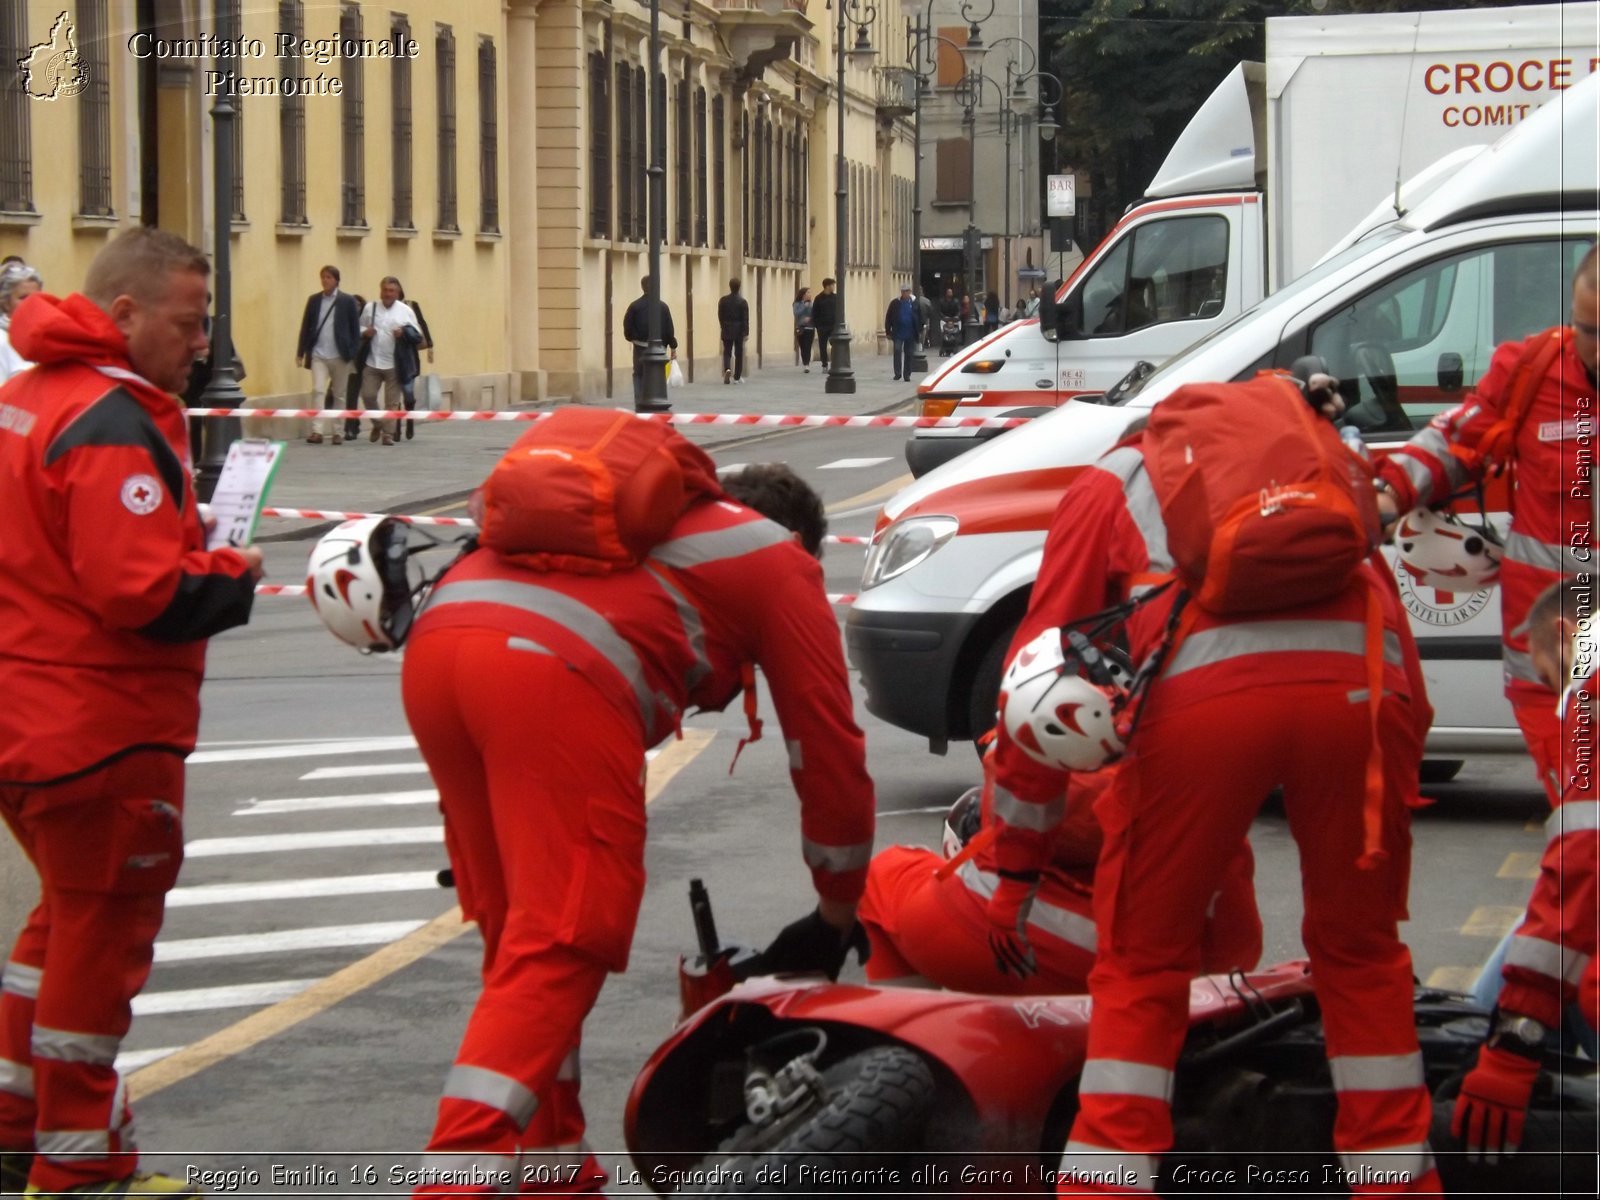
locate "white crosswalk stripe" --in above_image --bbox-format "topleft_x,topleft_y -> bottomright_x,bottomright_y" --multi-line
184,826 -> 443,858
165,870 -> 444,907
299,762 -> 430,781
133,980 -> 318,1016
236,788 -> 440,816
155,921 -> 428,962
819,456 -> 892,470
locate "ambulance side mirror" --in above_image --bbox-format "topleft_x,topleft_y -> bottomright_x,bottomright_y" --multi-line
1037,281 -> 1083,344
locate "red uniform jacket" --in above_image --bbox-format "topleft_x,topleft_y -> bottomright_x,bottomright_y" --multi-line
1376,331 -> 1596,704
990,438 -> 1431,877
1497,664 -> 1600,1026
0,294 -> 256,787
411,498 -> 876,903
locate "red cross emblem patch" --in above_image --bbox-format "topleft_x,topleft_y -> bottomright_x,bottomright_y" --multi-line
120,473 -> 163,516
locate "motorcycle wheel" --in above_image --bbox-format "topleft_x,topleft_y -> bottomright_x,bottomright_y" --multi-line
694,1045 -> 936,1195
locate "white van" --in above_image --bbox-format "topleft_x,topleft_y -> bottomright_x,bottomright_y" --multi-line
850,72 -> 1599,769
906,3 -> 1600,478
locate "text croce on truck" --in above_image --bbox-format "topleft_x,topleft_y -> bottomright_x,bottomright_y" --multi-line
906,1 -> 1600,476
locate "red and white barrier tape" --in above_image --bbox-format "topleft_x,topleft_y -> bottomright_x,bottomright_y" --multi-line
189,407 -> 1031,431
258,506 -> 871,546
258,582 -> 859,605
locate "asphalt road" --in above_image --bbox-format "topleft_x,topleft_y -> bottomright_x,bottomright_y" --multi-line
104,421 -> 1548,1195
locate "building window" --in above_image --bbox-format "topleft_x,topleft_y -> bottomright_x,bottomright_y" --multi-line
76,0 -> 113,216
786,130 -> 797,261
935,25 -> 967,87
674,77 -> 690,245
390,14 -> 414,230
478,37 -> 499,233
278,1 -> 306,223
435,24 -> 458,231
800,135 -> 808,261
740,111 -> 748,253
340,5 -> 365,226
0,6 -> 30,213
711,95 -> 725,249
633,66 -> 647,242
588,51 -> 609,239
693,87 -> 707,247
935,137 -> 971,204
615,64 -> 632,241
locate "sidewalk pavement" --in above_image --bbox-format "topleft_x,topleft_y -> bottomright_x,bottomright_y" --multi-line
254,354 -> 928,540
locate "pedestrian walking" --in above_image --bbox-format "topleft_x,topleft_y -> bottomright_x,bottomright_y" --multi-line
718,278 -> 749,384
342,293 -> 369,442
358,276 -> 421,446
394,282 -> 434,441
0,227 -> 262,1199
811,278 -> 838,370
793,286 -> 815,372
915,288 -> 934,351
295,265 -> 360,445
884,284 -> 923,382
379,430 -> 875,1197
0,262 -> 42,382
620,277 -> 677,409
984,289 -> 1001,334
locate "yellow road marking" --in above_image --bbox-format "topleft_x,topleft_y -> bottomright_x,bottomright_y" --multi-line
129,730 -> 717,1100
1497,851 -> 1542,880
827,473 -> 912,517
1425,966 -> 1482,993
1460,905 -> 1525,938
1525,817 -> 1545,832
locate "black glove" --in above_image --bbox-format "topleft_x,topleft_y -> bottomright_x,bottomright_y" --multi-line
751,908 -> 871,981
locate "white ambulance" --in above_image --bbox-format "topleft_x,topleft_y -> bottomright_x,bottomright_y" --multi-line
850,71 -> 1598,773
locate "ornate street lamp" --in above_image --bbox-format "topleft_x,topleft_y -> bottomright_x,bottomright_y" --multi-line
638,0 -> 671,411
823,0 -> 879,396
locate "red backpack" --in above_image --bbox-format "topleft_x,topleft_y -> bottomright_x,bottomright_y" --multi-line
478,407 -> 724,574
1142,372 -> 1382,614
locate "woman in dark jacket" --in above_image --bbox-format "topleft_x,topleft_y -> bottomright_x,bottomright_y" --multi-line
983,290 -> 1001,333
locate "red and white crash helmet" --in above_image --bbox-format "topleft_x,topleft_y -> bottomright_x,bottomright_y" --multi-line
306,516 -> 414,652
999,628 -> 1127,772
1394,507 -> 1503,593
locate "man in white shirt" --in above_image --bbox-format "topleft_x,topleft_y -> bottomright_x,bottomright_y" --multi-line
359,276 -> 419,446
295,265 -> 360,444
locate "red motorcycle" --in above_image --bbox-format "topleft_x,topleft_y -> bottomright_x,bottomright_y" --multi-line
624,881 -> 1596,1195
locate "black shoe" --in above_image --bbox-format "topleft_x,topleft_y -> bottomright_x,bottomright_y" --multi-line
406,419 -> 414,440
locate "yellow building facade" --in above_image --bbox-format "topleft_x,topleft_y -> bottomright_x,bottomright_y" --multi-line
0,0 -> 917,407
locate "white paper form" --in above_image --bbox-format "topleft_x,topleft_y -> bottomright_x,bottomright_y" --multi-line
206,439 -> 285,550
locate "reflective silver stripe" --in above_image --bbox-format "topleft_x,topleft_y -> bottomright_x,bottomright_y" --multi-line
1328,1051 -> 1422,1093
650,519 -> 791,569
39,1129 -> 111,1159
1080,1059 -> 1174,1103
1548,801 -> 1600,841
1336,1145 -> 1435,1181
1389,449 -> 1437,502
427,580 -> 656,732
1408,426 -> 1472,499
955,860 -> 1097,953
644,565 -> 712,692
421,1153 -> 518,1193
1504,530 -> 1588,576
442,1064 -> 539,1129
1165,621 -> 1402,679
801,837 -> 873,874
1506,933 -> 1591,986
506,636 -> 554,656
1,962 -> 41,999
1059,1143 -> 1158,1192
31,1027 -> 119,1066
991,783 -> 1066,834
0,1058 -> 33,1098
1505,646 -> 1543,686
1110,453 -> 1174,574
555,1049 -> 580,1084
786,739 -> 804,771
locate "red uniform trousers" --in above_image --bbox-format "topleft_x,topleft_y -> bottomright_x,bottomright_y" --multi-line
1512,684 -> 1564,806
859,843 -> 1260,995
402,629 -> 650,1197
1058,687 -> 1440,1196
0,752 -> 185,1193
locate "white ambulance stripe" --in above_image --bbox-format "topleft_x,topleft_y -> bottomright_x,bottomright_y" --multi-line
184,825 -> 442,858
819,457 -> 892,469
2,962 -> 41,999
131,980 -> 317,1016
154,921 -> 427,962
300,762 -> 429,781
165,871 -> 441,907
114,1047 -> 179,1073
1328,1051 -> 1422,1093
0,1058 -> 33,1097
1079,1059 -> 1174,1102
189,736 -> 417,765
1059,1143 -> 1158,1192
1548,801 -> 1600,841
443,1065 -> 539,1127
236,788 -> 440,816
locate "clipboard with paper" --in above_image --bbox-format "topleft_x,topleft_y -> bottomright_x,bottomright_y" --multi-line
206,439 -> 285,551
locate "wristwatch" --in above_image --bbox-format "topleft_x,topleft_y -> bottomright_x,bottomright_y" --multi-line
1489,1012 -> 1547,1060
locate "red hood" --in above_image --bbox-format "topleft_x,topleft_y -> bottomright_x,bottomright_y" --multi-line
10,292 -> 134,371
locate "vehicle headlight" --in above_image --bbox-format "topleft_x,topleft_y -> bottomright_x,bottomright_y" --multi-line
861,516 -> 960,589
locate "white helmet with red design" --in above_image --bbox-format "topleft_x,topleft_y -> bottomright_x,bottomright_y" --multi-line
998,627 -> 1128,772
1394,507 -> 1503,593
306,517 -> 416,652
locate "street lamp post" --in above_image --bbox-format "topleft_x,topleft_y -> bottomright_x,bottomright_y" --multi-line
194,0 -> 244,502
908,14 -> 927,376
824,1 -> 877,396
638,0 -> 671,411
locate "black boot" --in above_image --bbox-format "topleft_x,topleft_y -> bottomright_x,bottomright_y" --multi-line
406,419 -> 414,440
